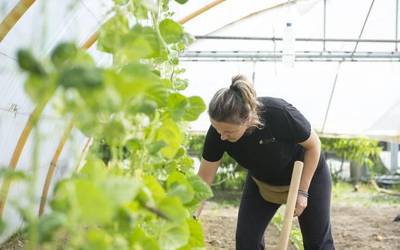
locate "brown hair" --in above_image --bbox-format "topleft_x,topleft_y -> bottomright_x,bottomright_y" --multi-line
208,74 -> 263,127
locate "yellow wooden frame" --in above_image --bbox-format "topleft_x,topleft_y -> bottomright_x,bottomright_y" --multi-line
38,120 -> 74,216
0,0 -> 36,42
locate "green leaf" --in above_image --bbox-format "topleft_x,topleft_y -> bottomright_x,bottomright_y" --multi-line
80,156 -> 108,181
166,171 -> 194,204
115,25 -> 162,62
174,78 -> 189,90
50,180 -> 72,212
126,138 -> 142,151
0,168 -> 28,181
130,99 -> 158,116
183,96 -> 206,121
17,49 -> 46,76
129,228 -> 160,250
185,175 -> 213,209
50,42 -> 78,68
97,13 -> 129,53
178,218 -> 205,250
167,93 -> 188,120
158,196 -> 188,222
0,219 -> 6,234
24,73 -> 56,103
130,0 -> 150,19
37,212 -> 67,243
159,19 -> 184,44
85,228 -> 112,250
101,117 -> 128,145
112,63 -> 168,105
174,0 -> 189,5
143,175 -> 166,202
156,119 -> 184,159
159,222 -> 190,250
102,177 -> 141,205
148,140 -> 168,155
58,65 -> 103,89
74,179 -> 114,224
113,0 -> 129,5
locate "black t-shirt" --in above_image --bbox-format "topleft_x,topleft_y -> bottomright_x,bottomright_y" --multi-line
202,97 -> 311,185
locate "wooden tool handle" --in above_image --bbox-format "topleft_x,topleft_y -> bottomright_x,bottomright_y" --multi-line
277,161 -> 304,250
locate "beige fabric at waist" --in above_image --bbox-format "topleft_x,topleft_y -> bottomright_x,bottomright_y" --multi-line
251,177 -> 290,204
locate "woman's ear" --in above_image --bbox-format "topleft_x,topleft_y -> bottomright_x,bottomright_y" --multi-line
245,115 -> 253,127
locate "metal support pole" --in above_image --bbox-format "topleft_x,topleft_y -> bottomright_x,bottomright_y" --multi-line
396,0 -> 399,51
352,0 -> 376,56
323,0 -> 327,51
321,62 -> 341,133
390,142 -> 399,173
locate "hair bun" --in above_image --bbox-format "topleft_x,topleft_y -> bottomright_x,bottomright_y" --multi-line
231,74 -> 248,85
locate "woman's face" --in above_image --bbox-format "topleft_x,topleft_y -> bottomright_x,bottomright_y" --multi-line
210,119 -> 249,142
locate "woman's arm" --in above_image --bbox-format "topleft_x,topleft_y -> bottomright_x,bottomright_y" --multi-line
298,129 -> 321,192
294,129 -> 321,216
195,158 -> 221,217
197,158 -> 221,185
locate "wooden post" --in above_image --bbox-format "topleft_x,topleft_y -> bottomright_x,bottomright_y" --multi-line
0,98 -> 47,216
74,137 -> 93,172
277,161 -> 304,250
38,120 -> 74,216
206,1 -> 297,35
178,0 -> 226,24
79,0 -> 226,49
0,0 -> 36,42
81,31 -> 98,49
0,27 -> 96,217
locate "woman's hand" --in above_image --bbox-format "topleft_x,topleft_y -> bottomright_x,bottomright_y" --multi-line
294,194 -> 308,217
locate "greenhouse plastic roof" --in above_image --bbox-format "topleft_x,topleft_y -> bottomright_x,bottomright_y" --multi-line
0,0 -> 400,141
1,0 -> 399,243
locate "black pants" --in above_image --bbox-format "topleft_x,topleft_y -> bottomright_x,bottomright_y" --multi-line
236,160 -> 335,250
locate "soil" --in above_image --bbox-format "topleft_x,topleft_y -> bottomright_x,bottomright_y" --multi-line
200,204 -> 296,250
1,202 -> 399,250
200,202 -> 400,250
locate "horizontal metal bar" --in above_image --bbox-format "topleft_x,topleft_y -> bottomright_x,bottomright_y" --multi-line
185,50 -> 400,58
194,35 -> 400,43
180,58 -> 400,62
180,50 -> 400,62
181,50 -> 400,59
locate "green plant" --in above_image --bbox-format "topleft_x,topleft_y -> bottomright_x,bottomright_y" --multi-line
321,137 -> 383,182
188,134 -> 247,190
271,209 -> 303,250
10,0 -> 214,249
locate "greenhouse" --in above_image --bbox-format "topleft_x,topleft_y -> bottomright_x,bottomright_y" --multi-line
0,0 -> 399,249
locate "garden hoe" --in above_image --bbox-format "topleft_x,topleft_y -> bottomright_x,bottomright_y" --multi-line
277,161 -> 304,250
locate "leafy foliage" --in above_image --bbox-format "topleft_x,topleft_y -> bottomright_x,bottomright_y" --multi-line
321,137 -> 382,168
321,137 -> 383,182
14,0 -> 213,249
187,134 -> 247,190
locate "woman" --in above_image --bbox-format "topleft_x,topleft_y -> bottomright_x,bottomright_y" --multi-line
197,75 -> 335,250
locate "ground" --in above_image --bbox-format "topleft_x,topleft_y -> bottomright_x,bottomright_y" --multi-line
1,186 -> 400,250
200,188 -> 400,250
200,203 -> 297,250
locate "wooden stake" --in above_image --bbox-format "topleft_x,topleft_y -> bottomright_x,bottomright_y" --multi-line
74,137 -> 93,173
0,28 -> 95,217
0,98 -> 47,216
79,0 -> 226,49
277,161 -> 304,250
81,31 -> 98,49
0,0 -> 36,42
38,120 -> 74,216
178,0 -> 226,24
